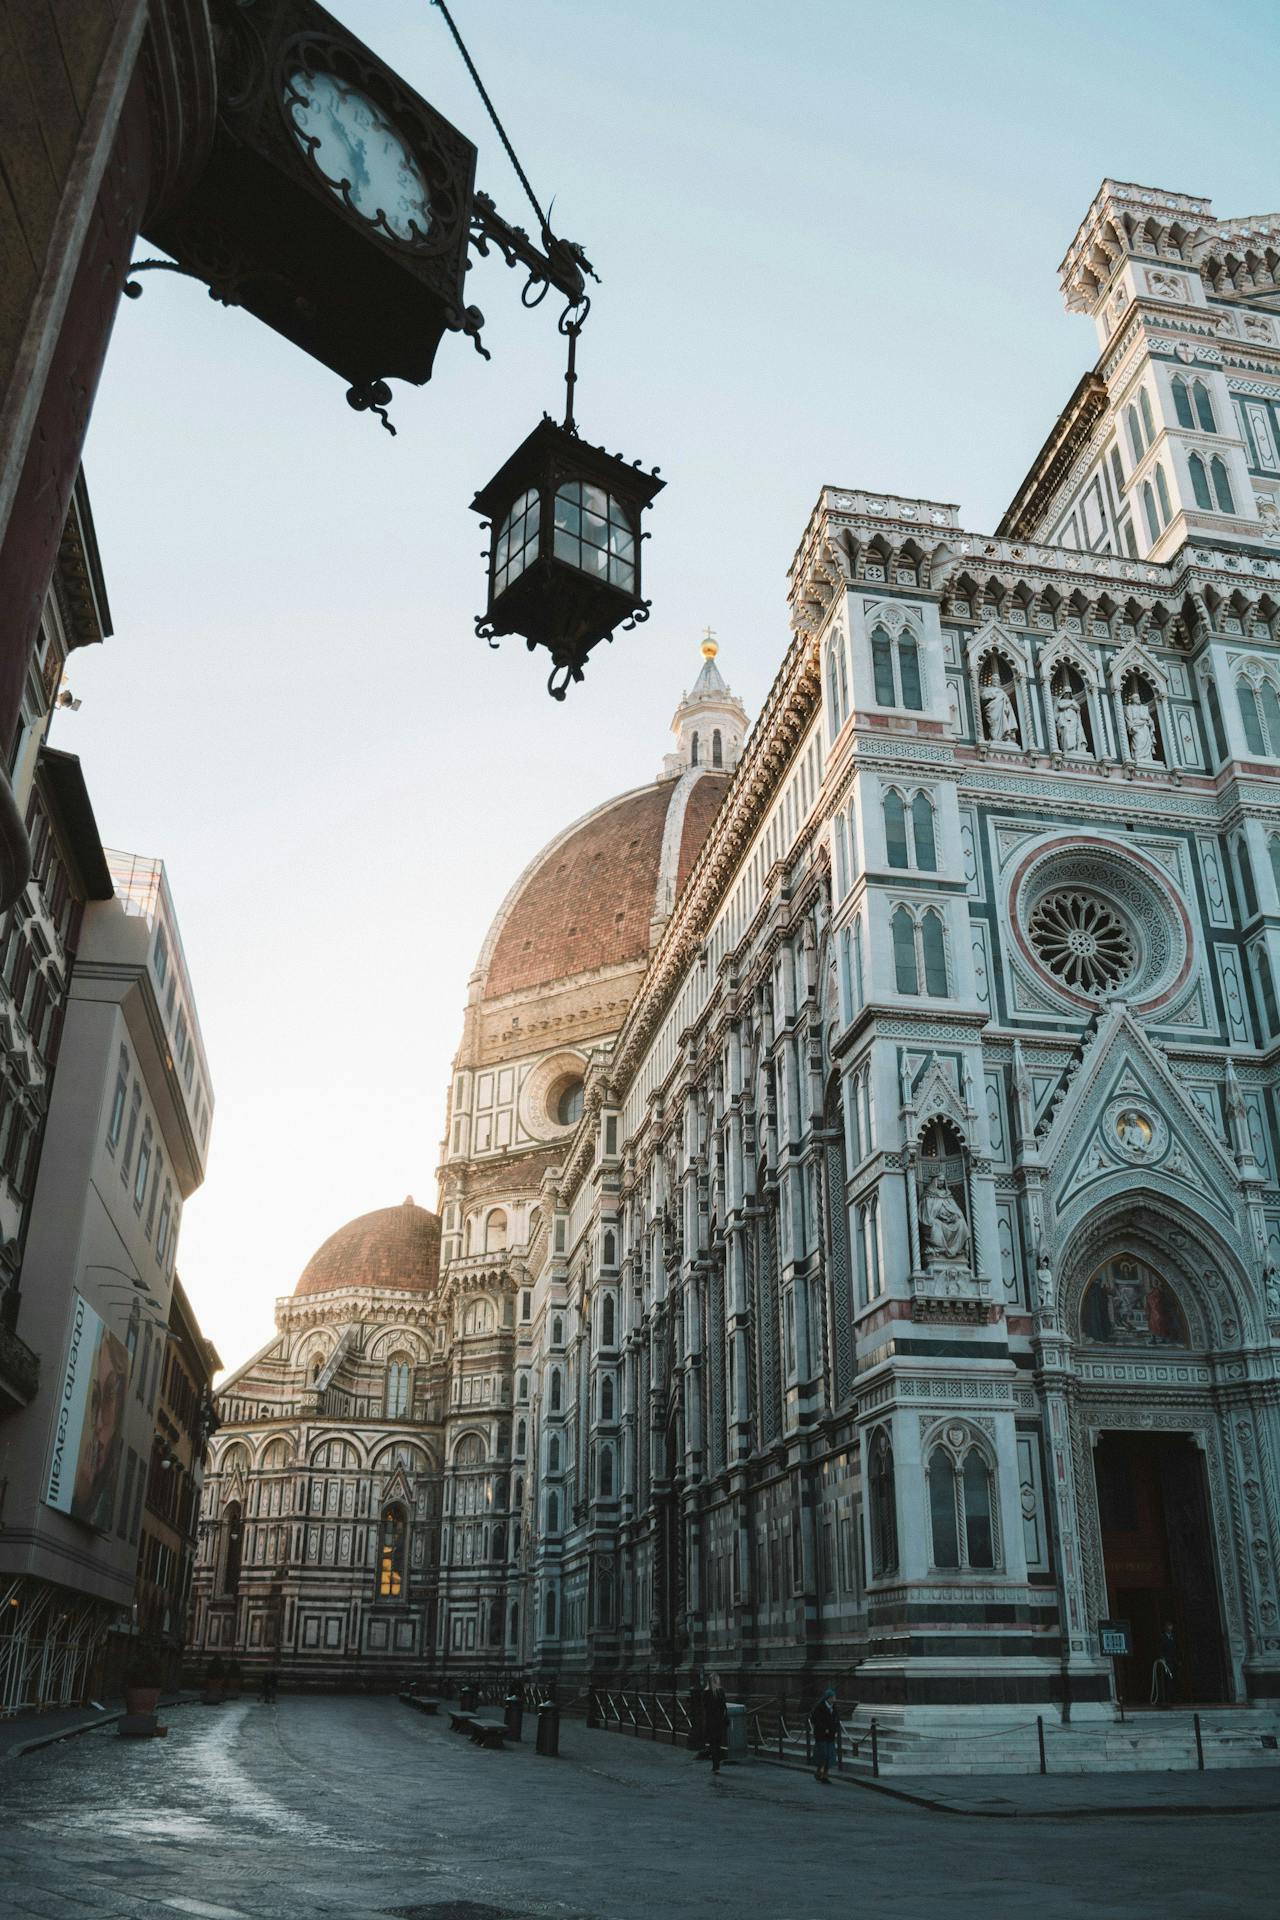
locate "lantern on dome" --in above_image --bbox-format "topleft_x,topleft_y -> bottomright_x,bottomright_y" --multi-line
471,320 -> 665,699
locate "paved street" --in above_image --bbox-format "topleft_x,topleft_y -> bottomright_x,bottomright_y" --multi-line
1,1697 -> 1276,1920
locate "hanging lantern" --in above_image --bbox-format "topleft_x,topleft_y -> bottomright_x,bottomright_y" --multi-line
471,373 -> 664,700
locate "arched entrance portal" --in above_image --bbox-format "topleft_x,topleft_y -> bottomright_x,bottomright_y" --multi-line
1066,1241 -> 1243,1707
1092,1428 -> 1228,1704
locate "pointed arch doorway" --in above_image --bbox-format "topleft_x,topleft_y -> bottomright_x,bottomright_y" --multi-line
1092,1429 -> 1229,1704
1077,1252 -> 1232,1705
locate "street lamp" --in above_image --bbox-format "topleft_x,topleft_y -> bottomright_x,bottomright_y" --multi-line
472,398 -> 664,701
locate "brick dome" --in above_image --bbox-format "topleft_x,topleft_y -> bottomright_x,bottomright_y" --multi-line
293,1198 -> 441,1298
479,771 -> 730,1001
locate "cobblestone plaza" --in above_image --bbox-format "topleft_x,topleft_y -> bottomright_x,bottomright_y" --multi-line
1,1698 -> 1276,1920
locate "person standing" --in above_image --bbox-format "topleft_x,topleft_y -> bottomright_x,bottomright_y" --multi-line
1153,1622 -> 1178,1707
704,1672 -> 729,1776
811,1687 -> 840,1782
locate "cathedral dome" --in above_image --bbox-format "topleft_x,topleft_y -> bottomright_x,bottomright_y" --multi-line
293,1197 -> 441,1298
474,636 -> 745,1004
478,773 -> 729,1001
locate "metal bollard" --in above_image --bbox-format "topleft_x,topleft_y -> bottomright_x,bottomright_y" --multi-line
871,1717 -> 879,1778
535,1700 -> 560,1757
1037,1715 -> 1046,1775
1194,1711 -> 1204,1771
504,1694 -> 523,1742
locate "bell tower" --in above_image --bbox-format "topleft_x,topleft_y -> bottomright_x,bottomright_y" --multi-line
664,630 -> 749,777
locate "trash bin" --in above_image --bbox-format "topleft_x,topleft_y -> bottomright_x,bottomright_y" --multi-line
504,1694 -> 523,1741
535,1701 -> 560,1756
459,1684 -> 478,1712
726,1702 -> 748,1760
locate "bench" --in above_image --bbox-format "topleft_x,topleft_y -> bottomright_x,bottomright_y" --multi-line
467,1716 -> 511,1751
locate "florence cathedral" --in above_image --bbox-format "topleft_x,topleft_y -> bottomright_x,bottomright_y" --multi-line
193,178 -> 1280,1725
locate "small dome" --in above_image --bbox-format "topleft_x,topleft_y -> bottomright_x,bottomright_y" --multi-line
293,1199 -> 441,1298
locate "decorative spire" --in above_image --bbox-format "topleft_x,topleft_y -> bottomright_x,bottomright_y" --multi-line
663,630 -> 749,778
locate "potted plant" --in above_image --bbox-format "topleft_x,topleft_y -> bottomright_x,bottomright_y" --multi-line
124,1644 -> 164,1718
224,1657 -> 242,1701
202,1654 -> 225,1705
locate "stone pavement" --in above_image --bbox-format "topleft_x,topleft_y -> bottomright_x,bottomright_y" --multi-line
0,1695 -> 1276,1920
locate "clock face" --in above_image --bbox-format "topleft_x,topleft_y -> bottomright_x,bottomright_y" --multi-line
286,70 -> 432,244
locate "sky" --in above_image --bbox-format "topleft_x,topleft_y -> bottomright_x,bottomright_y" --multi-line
59,0 -> 1280,1374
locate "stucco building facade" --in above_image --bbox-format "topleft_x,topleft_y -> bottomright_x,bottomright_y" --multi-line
202,178 -> 1280,1720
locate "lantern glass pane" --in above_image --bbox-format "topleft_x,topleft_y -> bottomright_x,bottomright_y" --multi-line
553,483 -> 636,592
494,488 -> 541,595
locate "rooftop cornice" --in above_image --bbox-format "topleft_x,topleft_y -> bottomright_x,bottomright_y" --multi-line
1059,180 -> 1214,314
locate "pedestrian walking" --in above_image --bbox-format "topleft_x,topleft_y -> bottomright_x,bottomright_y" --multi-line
810,1687 -> 839,1783
704,1672 -> 729,1776
1152,1622 -> 1177,1707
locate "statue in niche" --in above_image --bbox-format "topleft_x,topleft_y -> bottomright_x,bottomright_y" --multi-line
1263,1259 -> 1280,1319
1123,682 -> 1161,764
920,1173 -> 971,1266
1035,1243 -> 1055,1310
980,665 -> 1020,744
1052,673 -> 1091,756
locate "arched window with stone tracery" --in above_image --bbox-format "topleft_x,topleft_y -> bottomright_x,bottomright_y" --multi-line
384,1352 -> 412,1419
925,1427 -> 998,1572
868,1428 -> 898,1577
376,1503 -> 407,1599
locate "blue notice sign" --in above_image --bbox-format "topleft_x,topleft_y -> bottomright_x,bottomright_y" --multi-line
1099,1618 -> 1132,1657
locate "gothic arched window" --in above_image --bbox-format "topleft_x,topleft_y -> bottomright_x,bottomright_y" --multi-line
484,1209 -> 507,1252
384,1354 -> 412,1419
868,1429 -> 898,1577
377,1503 -> 407,1598
601,1293 -> 616,1346
1142,480 -> 1160,543
550,1369 -> 562,1412
1127,403 -> 1145,461
884,790 -> 908,869
921,909 -> 948,997
547,1434 -> 560,1473
1193,379 -> 1216,433
870,625 -> 923,711
1172,375 -> 1195,430
892,906 -> 918,993
222,1500 -> 243,1597
546,1491 -> 559,1533
1210,456 -> 1234,513
599,1375 -> 615,1421
1139,386 -> 1156,446
1189,452 -> 1213,510
515,1418 -> 527,1455
544,1587 -> 557,1635
712,728 -> 723,767
599,1446 -> 614,1497
691,731 -> 700,765
1155,462 -> 1172,525
911,793 -> 937,871
602,1228 -> 617,1267
927,1435 -> 998,1572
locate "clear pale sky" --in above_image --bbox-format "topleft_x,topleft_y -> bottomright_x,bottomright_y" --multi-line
60,0 -> 1279,1374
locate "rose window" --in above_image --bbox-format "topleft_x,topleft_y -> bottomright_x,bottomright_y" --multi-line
1027,889 -> 1137,996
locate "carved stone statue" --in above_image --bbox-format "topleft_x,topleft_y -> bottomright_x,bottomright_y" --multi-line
1124,687 -> 1160,764
920,1174 -> 971,1266
981,678 -> 1020,744
1264,1260 -> 1280,1320
1035,1245 -> 1055,1310
1054,686 -> 1089,755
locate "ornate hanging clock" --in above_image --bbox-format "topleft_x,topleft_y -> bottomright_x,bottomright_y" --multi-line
145,0 -> 479,408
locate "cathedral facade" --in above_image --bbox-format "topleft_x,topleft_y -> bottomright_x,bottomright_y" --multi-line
195,178 -> 1280,1717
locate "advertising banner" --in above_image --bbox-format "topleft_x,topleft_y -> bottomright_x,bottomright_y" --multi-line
45,1292 -> 129,1528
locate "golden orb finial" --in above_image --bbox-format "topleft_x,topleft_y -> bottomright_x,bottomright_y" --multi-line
701,624 -> 718,660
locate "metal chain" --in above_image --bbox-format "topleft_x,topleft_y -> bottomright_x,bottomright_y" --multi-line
430,0 -> 549,236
